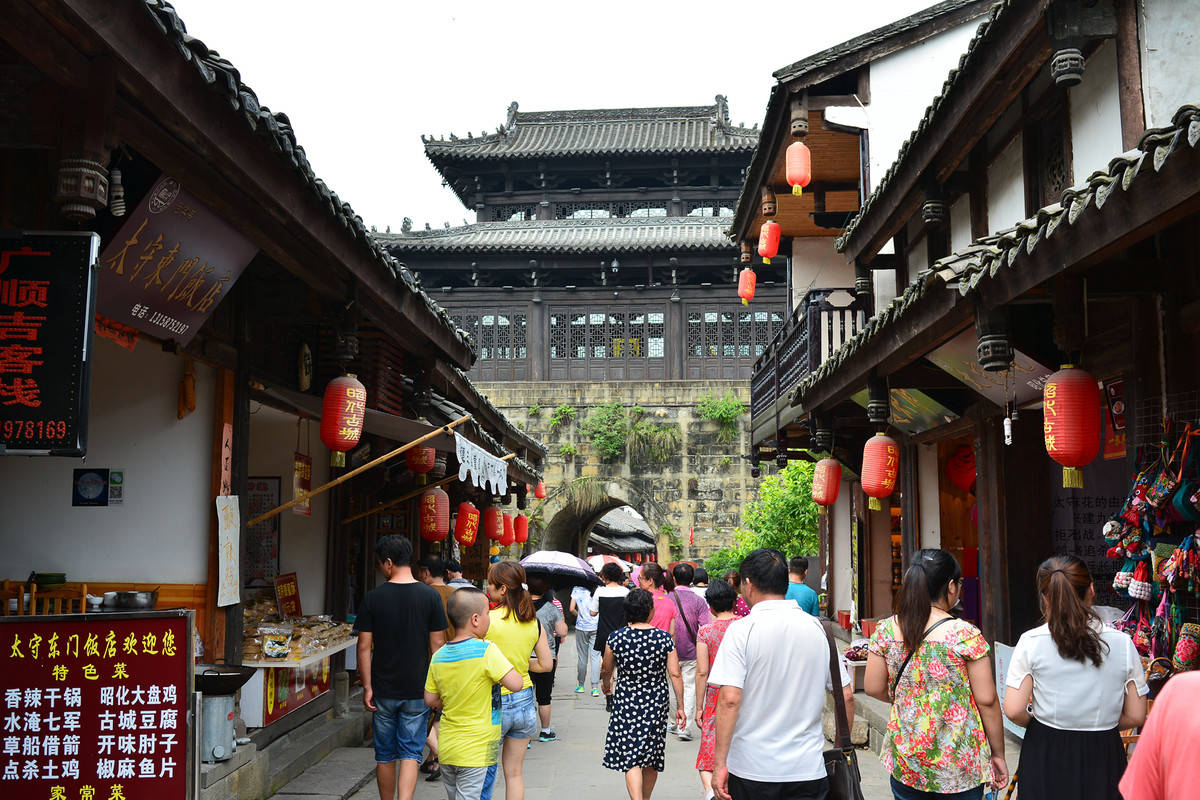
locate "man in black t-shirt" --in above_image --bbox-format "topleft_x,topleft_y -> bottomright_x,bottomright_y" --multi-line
355,534 -> 448,800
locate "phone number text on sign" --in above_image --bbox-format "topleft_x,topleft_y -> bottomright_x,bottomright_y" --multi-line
1,614 -> 190,800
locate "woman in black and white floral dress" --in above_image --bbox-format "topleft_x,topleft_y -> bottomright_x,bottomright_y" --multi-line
601,588 -> 686,800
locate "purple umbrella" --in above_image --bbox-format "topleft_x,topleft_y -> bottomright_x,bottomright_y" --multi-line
520,550 -> 602,589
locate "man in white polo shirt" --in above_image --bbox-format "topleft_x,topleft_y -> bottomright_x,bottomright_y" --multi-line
709,548 -> 853,800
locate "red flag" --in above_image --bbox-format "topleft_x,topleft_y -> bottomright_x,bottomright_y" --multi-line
689,526 -> 694,546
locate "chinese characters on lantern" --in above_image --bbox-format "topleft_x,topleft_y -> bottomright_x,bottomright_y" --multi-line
0,233 -> 97,456
0,614 -> 190,800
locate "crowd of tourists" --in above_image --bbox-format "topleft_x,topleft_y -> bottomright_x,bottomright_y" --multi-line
353,533 -> 1186,800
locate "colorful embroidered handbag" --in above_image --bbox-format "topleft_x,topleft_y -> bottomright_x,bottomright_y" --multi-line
1128,561 -> 1153,600
1172,623 -> 1200,672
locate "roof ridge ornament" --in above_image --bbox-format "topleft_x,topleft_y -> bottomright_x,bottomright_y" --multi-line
506,101 -> 519,131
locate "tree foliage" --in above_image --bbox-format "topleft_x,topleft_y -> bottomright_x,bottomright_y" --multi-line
704,462 -> 820,576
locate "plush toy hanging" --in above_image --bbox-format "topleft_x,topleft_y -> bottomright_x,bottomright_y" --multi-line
945,444 -> 976,494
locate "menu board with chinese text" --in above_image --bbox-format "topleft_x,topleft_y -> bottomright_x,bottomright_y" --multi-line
0,611 -> 191,800
0,232 -> 98,456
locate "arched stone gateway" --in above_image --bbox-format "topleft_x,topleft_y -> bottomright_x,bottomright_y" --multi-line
537,476 -> 671,560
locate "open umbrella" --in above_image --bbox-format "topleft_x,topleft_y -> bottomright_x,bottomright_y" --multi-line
586,554 -> 633,574
520,550 -> 602,589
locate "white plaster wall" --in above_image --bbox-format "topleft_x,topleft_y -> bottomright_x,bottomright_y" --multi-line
247,404 -> 331,615
908,235 -> 929,275
1069,41 -> 1124,183
829,488 -> 853,619
0,338 -> 214,583
987,133 -> 1026,233
864,23 -> 982,192
1139,0 -> 1200,129
874,269 -> 898,312
917,443 -> 943,550
950,194 -> 973,253
791,236 -> 854,309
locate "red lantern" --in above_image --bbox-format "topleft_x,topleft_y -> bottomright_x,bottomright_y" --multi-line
811,457 -> 841,512
786,140 -> 812,196
514,514 -> 529,544
406,446 -> 437,485
757,220 -> 781,264
500,513 -> 515,547
861,433 -> 900,511
1043,365 -> 1101,488
483,506 -> 503,542
738,268 -> 757,306
320,374 -> 366,467
419,487 -> 449,542
455,502 -> 480,546
945,445 -> 977,494
533,481 -> 547,499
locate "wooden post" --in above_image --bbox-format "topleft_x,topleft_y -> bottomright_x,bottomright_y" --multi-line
899,438 -> 919,565
205,368 -> 235,662
971,406 -> 1010,644
1115,0 -> 1146,150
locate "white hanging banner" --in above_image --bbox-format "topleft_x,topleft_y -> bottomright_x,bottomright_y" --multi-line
215,495 -> 241,607
456,435 -> 508,494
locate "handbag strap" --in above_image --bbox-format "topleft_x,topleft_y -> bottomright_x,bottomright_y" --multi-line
823,622 -> 852,750
891,617 -> 954,695
671,590 -> 696,642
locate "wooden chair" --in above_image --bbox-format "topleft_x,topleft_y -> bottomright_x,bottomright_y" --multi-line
33,583 -> 86,615
0,580 -> 33,616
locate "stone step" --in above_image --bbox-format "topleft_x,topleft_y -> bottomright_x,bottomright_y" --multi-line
265,713 -> 370,794
270,747 -> 377,799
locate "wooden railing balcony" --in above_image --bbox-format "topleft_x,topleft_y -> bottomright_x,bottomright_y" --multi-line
750,288 -> 872,426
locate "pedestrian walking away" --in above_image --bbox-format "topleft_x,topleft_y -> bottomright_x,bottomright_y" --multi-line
785,557 -> 821,617
1002,555 -> 1147,800
1120,671 -> 1200,800
353,535 -> 449,800
446,558 -> 474,589
424,588 -> 525,800
601,587 -> 687,800
669,562 -> 711,740
710,548 -> 854,800
864,548 -> 1007,800
570,582 -> 601,694
694,579 -> 738,800
592,562 -> 631,705
638,562 -> 677,635
480,561 -> 554,800
721,571 -> 751,618
528,574 -> 568,742
420,556 -> 459,781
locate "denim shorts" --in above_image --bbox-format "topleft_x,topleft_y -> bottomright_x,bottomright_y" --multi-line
372,696 -> 430,763
498,687 -> 538,740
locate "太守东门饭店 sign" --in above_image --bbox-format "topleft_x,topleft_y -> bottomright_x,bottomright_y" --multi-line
1,231 -> 98,457
0,611 -> 192,800
97,176 -> 258,347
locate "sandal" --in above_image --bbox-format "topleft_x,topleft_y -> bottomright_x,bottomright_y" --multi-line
425,767 -> 442,782
419,758 -> 438,774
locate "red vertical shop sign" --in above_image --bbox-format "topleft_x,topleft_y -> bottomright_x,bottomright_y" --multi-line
0,612 -> 191,800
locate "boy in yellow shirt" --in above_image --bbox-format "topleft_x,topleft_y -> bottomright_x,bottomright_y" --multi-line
425,587 -> 523,800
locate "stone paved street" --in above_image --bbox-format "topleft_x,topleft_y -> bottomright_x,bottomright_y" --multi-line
347,631 -> 891,800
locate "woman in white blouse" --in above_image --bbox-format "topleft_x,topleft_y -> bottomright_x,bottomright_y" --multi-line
1003,554 -> 1148,800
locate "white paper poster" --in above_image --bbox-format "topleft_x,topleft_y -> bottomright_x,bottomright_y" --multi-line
455,435 -> 508,494
216,495 -> 241,607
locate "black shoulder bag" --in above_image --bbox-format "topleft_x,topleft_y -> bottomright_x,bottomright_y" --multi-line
891,617 -> 953,695
822,622 -> 866,800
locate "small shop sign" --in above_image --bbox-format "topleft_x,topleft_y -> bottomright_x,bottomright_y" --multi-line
97,176 -> 258,346
0,610 -> 192,800
273,573 -> 302,619
0,232 -> 99,457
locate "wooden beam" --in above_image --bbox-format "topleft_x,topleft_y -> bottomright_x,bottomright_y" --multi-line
971,405 -> 1010,642
1115,0 -> 1146,150
2,0 -> 91,89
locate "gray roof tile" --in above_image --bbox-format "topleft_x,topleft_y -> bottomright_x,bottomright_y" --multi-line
423,98 -> 758,162
378,216 -> 736,255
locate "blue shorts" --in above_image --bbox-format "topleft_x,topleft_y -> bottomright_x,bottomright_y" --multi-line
498,687 -> 538,741
372,697 -> 430,763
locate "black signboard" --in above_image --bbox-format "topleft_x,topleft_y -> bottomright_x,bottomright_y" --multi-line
0,231 -> 98,456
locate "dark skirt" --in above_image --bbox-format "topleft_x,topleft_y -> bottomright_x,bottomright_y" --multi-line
1015,718 -> 1126,800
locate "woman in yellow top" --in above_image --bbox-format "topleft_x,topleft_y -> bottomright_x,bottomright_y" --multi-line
481,561 -> 553,800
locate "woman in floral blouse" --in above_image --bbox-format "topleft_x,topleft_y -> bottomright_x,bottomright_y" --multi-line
864,549 -> 1008,799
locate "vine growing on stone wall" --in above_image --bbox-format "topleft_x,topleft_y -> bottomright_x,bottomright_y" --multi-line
660,522 -> 683,559
697,392 -> 747,444
631,416 -> 681,464
563,476 -> 608,516
580,402 -> 627,460
548,404 -> 575,433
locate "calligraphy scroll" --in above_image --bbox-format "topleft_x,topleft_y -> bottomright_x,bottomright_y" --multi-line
215,495 -> 240,607
455,436 -> 508,494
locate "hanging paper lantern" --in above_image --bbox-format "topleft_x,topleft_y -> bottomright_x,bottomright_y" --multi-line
786,140 -> 812,196
419,487 -> 450,542
945,445 -> 977,494
757,220 -> 781,265
483,506 -> 503,542
406,446 -> 437,485
500,513 -> 515,547
738,268 -> 757,306
861,433 -> 900,511
514,514 -> 529,544
533,481 -> 547,499
811,457 -> 842,513
1043,365 -> 1101,488
454,502 -> 480,546
320,374 -> 366,467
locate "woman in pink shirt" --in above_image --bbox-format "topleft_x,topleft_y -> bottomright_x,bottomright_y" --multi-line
637,563 -> 676,635
1120,672 -> 1200,800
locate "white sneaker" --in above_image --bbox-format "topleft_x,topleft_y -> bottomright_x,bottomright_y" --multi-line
677,730 -> 694,741
666,724 -> 679,735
